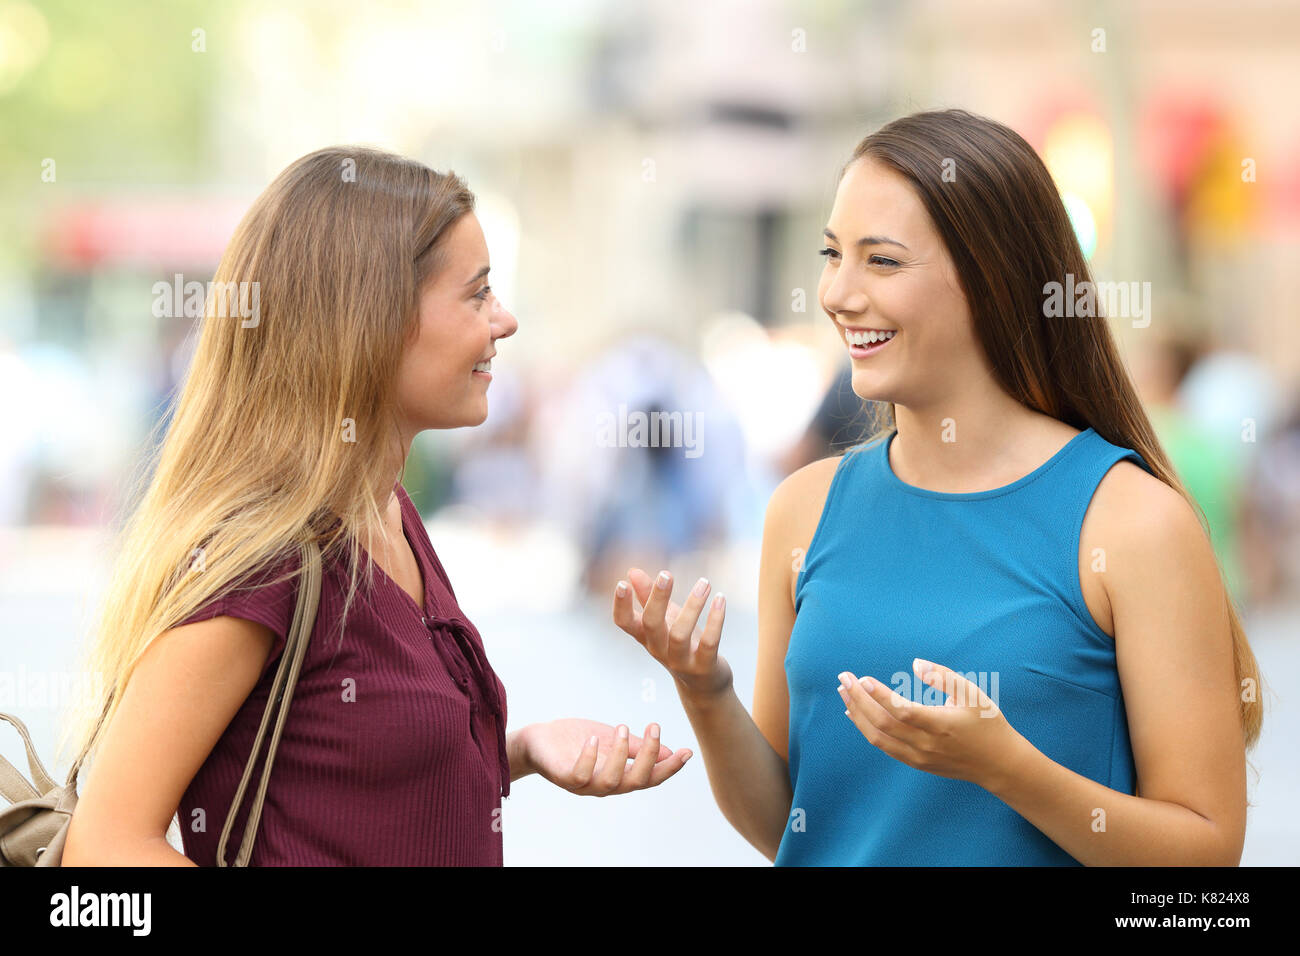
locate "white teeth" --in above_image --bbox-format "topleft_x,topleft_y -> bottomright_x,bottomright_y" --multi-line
848,330 -> 896,346
472,360 -> 492,372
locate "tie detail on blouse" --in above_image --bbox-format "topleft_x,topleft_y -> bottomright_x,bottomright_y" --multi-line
423,612 -> 511,799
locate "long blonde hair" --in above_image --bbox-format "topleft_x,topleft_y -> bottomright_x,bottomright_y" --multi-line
842,110 -> 1263,751
61,146 -> 476,773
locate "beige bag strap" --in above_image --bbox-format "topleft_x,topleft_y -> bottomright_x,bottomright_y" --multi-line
216,540 -> 322,867
0,712 -> 58,802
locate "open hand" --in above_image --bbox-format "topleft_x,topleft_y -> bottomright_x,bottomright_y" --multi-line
613,568 -> 732,699
523,718 -> 692,797
837,657 -> 1025,791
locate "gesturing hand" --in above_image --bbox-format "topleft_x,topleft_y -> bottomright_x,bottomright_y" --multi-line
837,657 -> 1025,792
613,568 -> 733,699
524,718 -> 692,797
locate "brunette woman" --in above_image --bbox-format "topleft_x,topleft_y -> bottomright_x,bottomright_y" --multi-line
613,109 -> 1261,866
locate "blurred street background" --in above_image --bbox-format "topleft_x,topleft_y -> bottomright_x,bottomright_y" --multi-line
1,0 -> 1298,864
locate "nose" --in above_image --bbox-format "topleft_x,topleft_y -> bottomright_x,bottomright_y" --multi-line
491,296 -> 518,340
821,264 -> 868,321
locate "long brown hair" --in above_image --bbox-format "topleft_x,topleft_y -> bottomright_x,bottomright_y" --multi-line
842,109 -> 1262,750
62,146 -> 476,771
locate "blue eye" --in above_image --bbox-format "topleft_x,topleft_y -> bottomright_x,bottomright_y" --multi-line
474,285 -> 492,301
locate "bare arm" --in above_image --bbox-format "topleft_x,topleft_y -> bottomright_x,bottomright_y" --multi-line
984,463 -> 1248,864
62,615 -> 276,866
674,680 -> 792,861
615,456 -> 841,861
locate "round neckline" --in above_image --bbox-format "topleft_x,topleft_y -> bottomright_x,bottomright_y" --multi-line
878,427 -> 1095,500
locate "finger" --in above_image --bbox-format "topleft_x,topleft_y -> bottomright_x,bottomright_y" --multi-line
569,733 -> 600,790
630,568 -> 685,633
594,724 -> 631,793
640,569 -> 674,653
646,748 -> 692,786
612,579 -> 645,645
624,730 -> 673,762
698,590 -> 726,659
837,672 -> 926,763
841,695 -> 917,765
914,658 -> 991,712
627,568 -> 654,606
874,669 -> 945,733
667,576 -> 711,668
837,671 -> 929,746
621,723 -> 661,788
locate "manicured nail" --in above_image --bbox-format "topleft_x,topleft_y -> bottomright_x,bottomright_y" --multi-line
681,752 -> 693,764
617,724 -> 628,740
712,593 -> 725,610
650,723 -> 659,739
588,735 -> 598,748
838,672 -> 853,690
861,677 -> 875,692
692,577 -> 709,597
656,571 -> 671,589
615,581 -> 628,597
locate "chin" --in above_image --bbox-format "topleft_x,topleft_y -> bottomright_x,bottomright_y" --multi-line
849,371 -> 894,404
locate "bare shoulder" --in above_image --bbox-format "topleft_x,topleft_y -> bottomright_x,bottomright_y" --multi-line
765,453 -> 846,607
1091,459 -> 1201,540
1085,458 -> 1220,615
767,453 -> 844,539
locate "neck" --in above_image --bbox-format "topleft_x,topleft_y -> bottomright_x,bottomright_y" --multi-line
889,378 -> 1053,491
380,420 -> 416,511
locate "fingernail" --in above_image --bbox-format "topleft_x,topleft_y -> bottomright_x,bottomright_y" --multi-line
712,593 -> 725,610
692,576 -> 709,597
861,677 -> 875,692
681,752 -> 693,764
650,723 -> 659,739
656,571 -> 671,589
617,724 -> 628,740
587,735 -> 598,747
838,672 -> 853,690
615,581 -> 628,597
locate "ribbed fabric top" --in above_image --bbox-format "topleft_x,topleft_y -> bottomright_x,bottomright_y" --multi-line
776,427 -> 1152,866
177,482 -> 509,866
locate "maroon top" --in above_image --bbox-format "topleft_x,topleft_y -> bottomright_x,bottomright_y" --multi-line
176,482 -> 509,866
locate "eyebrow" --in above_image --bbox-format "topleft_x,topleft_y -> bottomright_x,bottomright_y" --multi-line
463,265 -> 490,287
823,228 -> 909,251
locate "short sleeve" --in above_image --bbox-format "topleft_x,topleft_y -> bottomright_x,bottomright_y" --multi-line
176,548 -> 303,682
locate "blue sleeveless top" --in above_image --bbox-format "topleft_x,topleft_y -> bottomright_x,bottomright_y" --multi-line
776,426 -> 1152,866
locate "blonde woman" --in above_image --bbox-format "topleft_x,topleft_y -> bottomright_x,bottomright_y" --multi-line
61,147 -> 691,866
613,109 -> 1263,866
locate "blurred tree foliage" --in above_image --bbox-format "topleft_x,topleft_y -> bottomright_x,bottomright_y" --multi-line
2,0 -> 222,268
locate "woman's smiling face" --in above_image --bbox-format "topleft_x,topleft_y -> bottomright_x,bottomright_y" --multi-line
818,157 -> 987,410
394,212 -> 517,433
